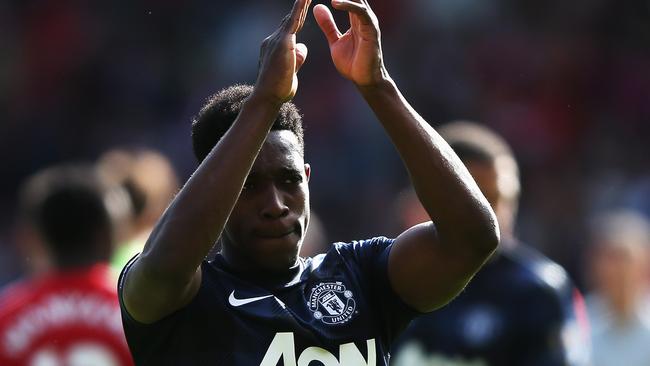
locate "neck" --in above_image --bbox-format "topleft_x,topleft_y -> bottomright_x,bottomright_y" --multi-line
216,248 -> 302,288
219,239 -> 299,274
220,241 -> 251,271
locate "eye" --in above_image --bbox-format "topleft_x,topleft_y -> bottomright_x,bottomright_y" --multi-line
283,175 -> 302,185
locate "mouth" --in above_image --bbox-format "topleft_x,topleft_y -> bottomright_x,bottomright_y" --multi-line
255,228 -> 297,239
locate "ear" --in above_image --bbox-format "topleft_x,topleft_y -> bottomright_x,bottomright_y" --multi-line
304,163 -> 311,182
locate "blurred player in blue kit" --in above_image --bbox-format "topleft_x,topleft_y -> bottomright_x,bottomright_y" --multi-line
118,0 -> 500,364
391,121 -> 591,366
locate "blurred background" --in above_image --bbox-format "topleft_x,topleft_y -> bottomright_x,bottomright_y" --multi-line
1,0 -> 649,294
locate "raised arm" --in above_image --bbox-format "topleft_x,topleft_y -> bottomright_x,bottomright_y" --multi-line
122,0 -> 312,324
314,0 -> 499,312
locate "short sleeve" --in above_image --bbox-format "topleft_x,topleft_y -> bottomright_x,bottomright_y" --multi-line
334,237 -> 421,345
117,255 -> 189,364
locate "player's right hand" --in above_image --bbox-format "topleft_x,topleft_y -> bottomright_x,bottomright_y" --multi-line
253,0 -> 311,105
314,0 -> 385,88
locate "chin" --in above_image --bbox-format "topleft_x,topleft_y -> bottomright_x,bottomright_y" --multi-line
257,247 -> 299,273
256,233 -> 299,256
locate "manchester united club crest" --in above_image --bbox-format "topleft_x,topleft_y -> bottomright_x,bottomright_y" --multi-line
308,282 -> 356,325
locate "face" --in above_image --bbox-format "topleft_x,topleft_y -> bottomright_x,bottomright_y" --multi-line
223,130 -> 310,272
590,242 -> 649,307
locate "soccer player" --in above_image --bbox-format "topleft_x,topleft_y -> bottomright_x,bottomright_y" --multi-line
391,121 -> 591,366
119,0 -> 499,364
0,165 -> 134,366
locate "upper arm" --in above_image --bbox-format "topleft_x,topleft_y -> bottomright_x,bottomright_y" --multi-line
387,222 -> 496,312
120,255 -> 202,324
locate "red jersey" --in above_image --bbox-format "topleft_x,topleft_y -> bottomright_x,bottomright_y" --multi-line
0,264 -> 134,366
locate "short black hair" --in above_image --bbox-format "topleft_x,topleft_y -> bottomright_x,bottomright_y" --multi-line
19,165 -> 113,267
191,84 -> 304,163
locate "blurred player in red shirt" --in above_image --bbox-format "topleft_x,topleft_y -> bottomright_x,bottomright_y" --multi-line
0,165 -> 134,366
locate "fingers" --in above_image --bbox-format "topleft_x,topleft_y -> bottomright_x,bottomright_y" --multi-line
313,4 -> 342,46
283,0 -> 302,31
295,43 -> 308,71
298,0 -> 313,33
331,0 -> 373,25
285,0 -> 312,34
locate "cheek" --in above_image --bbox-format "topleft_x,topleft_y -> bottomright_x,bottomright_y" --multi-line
297,187 -> 310,237
295,184 -> 309,213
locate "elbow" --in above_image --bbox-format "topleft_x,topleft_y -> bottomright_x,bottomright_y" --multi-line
484,223 -> 500,255
438,212 -> 500,261
454,206 -> 500,259
474,211 -> 500,257
436,207 -> 500,258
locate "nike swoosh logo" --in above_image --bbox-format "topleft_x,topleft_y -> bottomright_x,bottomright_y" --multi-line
228,291 -> 274,307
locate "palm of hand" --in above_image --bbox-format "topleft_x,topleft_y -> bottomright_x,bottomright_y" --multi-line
329,23 -> 382,86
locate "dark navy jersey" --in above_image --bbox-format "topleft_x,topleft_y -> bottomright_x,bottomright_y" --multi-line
391,242 -> 591,366
118,237 -> 418,365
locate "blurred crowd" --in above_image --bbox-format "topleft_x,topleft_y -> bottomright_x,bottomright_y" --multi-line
0,0 -> 649,364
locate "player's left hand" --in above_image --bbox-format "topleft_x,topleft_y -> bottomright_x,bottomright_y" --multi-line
254,0 -> 312,105
313,0 -> 386,87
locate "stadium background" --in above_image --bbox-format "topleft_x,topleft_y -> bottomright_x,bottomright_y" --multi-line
1,0 -> 649,291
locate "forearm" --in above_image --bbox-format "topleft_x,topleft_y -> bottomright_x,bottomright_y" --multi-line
141,94 -> 281,281
359,78 -> 498,251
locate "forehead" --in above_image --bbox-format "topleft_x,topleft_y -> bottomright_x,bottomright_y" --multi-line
252,130 -> 304,173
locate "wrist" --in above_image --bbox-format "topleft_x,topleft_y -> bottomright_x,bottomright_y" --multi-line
239,91 -> 284,127
246,90 -> 285,113
356,73 -> 396,98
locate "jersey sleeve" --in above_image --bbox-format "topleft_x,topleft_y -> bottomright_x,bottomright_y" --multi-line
118,255 -> 165,363
334,237 -> 421,345
117,255 -> 204,364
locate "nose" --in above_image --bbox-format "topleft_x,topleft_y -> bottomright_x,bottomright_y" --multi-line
260,184 -> 289,219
